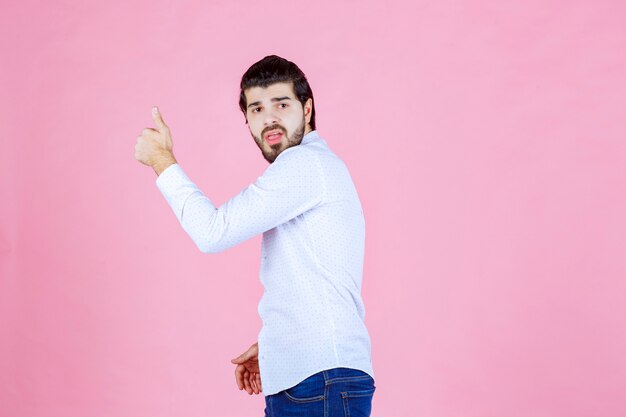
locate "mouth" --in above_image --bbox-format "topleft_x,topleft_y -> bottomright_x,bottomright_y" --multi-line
264,129 -> 284,145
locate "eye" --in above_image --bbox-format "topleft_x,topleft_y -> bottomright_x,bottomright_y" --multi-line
251,107 -> 261,113
279,103 -> 288,109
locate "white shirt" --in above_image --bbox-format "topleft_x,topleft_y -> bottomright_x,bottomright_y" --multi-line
155,130 -> 374,396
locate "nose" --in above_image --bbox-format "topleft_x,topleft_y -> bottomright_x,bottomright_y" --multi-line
263,108 -> 280,126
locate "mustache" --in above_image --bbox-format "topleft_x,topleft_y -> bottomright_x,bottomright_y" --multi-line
262,125 -> 286,138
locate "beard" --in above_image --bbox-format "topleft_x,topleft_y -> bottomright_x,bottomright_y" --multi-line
252,118 -> 306,164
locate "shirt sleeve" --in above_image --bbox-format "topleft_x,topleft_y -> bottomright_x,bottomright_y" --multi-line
155,146 -> 326,253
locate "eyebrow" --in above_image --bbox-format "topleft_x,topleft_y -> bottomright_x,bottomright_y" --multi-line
247,96 -> 292,109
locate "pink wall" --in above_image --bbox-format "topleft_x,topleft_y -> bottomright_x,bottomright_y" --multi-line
1,1 -> 625,416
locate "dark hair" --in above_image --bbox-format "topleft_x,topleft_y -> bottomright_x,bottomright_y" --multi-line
239,55 -> 316,130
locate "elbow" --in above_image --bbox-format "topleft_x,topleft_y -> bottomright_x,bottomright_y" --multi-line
182,215 -> 229,254
180,208 -> 240,254
196,242 -> 214,254
195,240 -> 219,254
194,237 -> 228,254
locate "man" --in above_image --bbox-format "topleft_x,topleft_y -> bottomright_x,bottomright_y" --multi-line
134,55 -> 375,416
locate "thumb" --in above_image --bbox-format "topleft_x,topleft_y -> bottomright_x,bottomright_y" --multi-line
151,106 -> 167,130
231,349 -> 253,364
231,354 -> 247,364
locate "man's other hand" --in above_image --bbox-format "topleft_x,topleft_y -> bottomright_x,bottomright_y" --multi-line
231,342 -> 263,395
134,106 -> 177,175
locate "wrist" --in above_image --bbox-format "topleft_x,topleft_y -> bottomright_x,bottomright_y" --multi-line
153,152 -> 177,176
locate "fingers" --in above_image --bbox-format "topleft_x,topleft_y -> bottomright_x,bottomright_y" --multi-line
235,365 -> 260,395
234,364 -> 245,391
151,106 -> 168,131
234,365 -> 261,395
142,127 -> 165,139
140,121 -> 171,152
134,134 -> 161,165
256,372 -> 263,392
232,342 -> 261,394
242,370 -> 263,395
250,374 -> 259,394
243,370 -> 253,394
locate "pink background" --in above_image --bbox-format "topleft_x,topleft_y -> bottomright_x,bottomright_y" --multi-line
1,1 -> 625,416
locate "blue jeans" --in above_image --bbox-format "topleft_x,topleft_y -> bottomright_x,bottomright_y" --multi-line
263,367 -> 376,417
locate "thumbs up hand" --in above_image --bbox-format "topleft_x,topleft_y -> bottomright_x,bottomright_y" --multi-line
135,106 -> 178,175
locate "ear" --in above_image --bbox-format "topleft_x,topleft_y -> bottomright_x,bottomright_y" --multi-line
304,98 -> 313,124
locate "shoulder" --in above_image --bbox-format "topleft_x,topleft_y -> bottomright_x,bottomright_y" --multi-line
270,144 -> 322,173
277,142 -> 317,160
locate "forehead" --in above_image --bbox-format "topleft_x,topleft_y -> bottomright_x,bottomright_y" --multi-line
244,81 -> 296,103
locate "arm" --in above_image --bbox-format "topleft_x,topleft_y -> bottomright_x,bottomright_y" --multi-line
135,106 -> 325,253
156,145 -> 325,253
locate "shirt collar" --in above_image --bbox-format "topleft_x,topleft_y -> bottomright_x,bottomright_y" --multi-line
301,130 -> 320,145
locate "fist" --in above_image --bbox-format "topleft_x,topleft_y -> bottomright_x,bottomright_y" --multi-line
135,106 -> 177,174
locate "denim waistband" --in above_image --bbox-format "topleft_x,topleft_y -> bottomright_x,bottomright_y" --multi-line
321,367 -> 373,382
